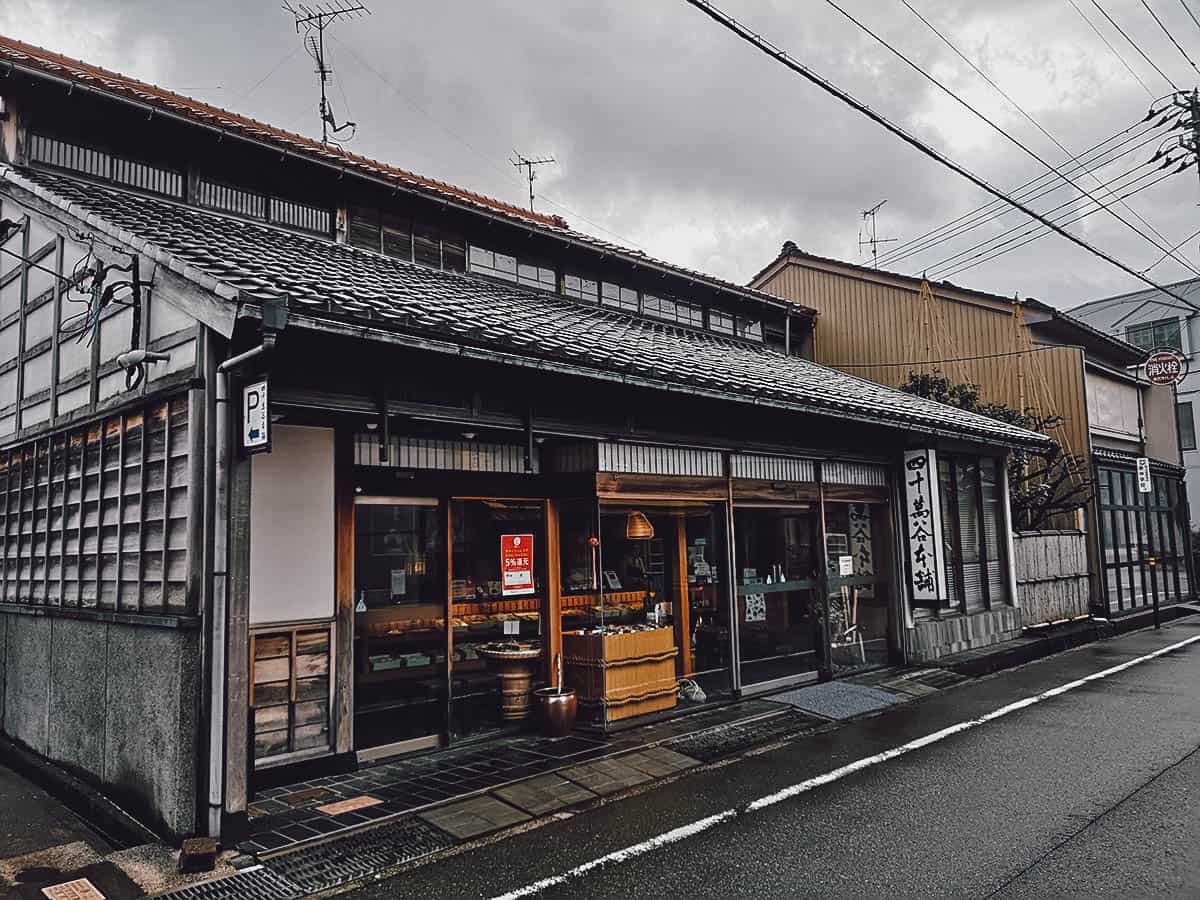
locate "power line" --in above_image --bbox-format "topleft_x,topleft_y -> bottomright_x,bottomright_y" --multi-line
1142,224 -> 1200,271
926,155 -> 1183,277
937,162 -> 1193,279
875,116 -> 1169,266
879,125 -> 1169,268
682,0 -> 1200,310
1064,0 -> 1156,97
1180,0 -> 1200,36
819,0 -> 1198,277
829,345 -> 1061,369
1140,0 -> 1200,77
899,0 -> 1194,273
1090,0 -> 1179,89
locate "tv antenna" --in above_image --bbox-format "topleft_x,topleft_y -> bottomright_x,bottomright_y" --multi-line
857,199 -> 897,269
282,1 -> 370,145
510,151 -> 556,212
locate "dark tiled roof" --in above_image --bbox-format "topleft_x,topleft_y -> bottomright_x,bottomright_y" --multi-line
1,167 -> 1048,449
0,33 -> 804,314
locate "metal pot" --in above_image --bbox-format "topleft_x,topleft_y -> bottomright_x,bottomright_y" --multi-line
533,687 -> 577,737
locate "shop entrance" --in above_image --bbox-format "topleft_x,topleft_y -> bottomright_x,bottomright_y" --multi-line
733,504 -> 822,687
352,497 -> 447,756
594,503 -> 733,704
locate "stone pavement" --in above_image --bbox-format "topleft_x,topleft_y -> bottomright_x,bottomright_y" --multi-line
0,763 -> 232,900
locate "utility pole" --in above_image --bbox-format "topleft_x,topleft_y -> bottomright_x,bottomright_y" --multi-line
283,1 -> 370,145
858,199 -> 897,269
511,152 -> 556,212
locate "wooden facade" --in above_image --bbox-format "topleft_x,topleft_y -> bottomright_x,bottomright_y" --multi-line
753,256 -> 1094,475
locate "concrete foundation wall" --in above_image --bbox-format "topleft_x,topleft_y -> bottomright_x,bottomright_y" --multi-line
0,610 -> 201,839
1014,531 -> 1091,627
909,605 -> 1023,662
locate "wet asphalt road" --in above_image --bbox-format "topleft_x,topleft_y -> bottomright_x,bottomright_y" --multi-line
349,618 -> 1200,899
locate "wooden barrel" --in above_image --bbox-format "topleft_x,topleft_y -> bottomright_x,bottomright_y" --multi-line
494,661 -> 534,721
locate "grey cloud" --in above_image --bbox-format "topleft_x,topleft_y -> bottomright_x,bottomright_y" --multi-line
4,0 -> 1199,306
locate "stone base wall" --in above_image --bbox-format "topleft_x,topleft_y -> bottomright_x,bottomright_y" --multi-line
909,606 -> 1023,663
0,609 -> 201,839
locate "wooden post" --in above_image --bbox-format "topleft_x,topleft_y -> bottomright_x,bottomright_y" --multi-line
544,499 -> 563,685
224,449 -> 251,816
332,429 -> 356,754
673,515 -> 693,677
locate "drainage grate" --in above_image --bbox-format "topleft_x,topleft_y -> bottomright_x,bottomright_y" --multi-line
155,867 -> 300,900
662,711 -> 819,762
263,816 -> 454,894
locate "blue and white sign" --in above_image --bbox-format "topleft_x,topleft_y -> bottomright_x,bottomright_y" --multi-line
243,377 -> 271,453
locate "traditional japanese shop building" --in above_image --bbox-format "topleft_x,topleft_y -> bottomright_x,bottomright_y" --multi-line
0,36 -> 1046,841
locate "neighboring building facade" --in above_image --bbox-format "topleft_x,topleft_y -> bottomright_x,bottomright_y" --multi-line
1068,278 -> 1200,527
0,36 -> 1044,842
753,244 -> 1193,631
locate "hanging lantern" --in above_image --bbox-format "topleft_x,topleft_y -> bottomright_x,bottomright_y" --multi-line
625,510 -> 655,540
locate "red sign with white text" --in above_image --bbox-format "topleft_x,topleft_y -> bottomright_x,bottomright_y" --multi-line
501,534 -> 535,596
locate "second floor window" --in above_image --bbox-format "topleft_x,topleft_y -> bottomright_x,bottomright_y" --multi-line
601,282 -> 639,312
1126,317 -> 1182,352
1179,401 -> 1197,452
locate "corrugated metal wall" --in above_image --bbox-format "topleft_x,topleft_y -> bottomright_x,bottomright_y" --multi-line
729,453 -> 814,482
758,263 -> 1090,457
354,434 -> 538,474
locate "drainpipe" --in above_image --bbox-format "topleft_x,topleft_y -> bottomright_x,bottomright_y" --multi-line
207,299 -> 287,839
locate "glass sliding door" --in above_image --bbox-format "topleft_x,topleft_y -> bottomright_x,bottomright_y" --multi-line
353,497 -> 447,754
449,499 -> 545,741
733,505 -> 822,687
594,502 -> 732,705
824,500 -> 895,673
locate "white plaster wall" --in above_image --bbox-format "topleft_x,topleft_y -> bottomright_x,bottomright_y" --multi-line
250,425 -> 336,625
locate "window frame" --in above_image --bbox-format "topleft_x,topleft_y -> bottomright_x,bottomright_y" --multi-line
1178,400 -> 1196,452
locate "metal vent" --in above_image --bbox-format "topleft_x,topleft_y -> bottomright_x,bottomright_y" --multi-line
730,453 -> 815,483
354,435 -> 538,474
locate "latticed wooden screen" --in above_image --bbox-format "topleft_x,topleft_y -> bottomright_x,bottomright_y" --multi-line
0,396 -> 193,614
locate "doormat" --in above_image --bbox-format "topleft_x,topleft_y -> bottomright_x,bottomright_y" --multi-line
765,681 -> 902,719
262,816 -> 454,895
662,710 -> 821,762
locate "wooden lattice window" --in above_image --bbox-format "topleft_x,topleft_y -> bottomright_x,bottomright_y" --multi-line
0,396 -> 192,613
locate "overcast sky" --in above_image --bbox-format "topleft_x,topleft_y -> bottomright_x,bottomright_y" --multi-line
5,0 -> 1200,307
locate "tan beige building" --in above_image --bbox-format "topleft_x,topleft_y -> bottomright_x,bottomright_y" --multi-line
753,242 -> 1192,623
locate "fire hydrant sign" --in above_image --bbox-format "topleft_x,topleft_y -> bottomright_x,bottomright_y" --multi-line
501,534 -> 534,596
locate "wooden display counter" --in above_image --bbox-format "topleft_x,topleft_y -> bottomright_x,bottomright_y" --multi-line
562,626 -> 678,723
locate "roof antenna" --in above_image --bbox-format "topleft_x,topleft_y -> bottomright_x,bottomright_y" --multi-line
282,1 -> 371,145
857,199 -> 897,269
510,151 -> 556,212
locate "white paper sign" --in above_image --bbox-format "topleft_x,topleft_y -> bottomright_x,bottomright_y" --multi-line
390,568 -> 407,597
242,378 -> 270,452
903,449 -> 943,605
1136,457 -> 1152,493
838,555 -> 854,576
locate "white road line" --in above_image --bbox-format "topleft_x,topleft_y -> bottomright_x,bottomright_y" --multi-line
491,632 -> 1200,900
